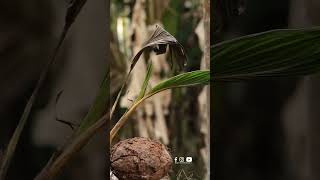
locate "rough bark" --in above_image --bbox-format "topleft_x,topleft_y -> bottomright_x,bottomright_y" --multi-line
196,1 -> 210,179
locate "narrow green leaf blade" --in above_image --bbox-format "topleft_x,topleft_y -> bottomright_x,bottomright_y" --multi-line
211,27 -> 320,80
136,62 -> 153,101
149,70 -> 210,95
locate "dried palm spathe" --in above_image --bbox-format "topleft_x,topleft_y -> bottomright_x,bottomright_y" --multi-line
111,25 -> 187,118
130,24 -> 187,72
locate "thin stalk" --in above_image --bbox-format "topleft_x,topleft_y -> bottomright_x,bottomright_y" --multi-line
110,72 -> 130,119
110,94 -> 150,144
110,85 -> 194,144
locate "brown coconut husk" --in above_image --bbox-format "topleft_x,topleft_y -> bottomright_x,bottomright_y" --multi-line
111,137 -> 172,180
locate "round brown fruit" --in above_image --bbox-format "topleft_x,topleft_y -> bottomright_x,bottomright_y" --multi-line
111,137 -> 172,180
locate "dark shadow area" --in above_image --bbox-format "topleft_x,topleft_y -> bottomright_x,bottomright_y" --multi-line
0,1 -> 108,179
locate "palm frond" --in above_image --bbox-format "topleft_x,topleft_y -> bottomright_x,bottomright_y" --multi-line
212,27 -> 320,80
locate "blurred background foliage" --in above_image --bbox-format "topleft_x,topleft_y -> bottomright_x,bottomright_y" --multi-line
212,0 -> 320,180
111,0 -> 209,179
0,0 -> 107,179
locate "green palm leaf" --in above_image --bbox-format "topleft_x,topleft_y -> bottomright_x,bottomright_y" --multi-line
149,70 -> 210,95
212,27 -> 320,80
136,62 -> 153,102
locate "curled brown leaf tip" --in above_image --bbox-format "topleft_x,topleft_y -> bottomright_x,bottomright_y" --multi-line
130,25 -> 187,72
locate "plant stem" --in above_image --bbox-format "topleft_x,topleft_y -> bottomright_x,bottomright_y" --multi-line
110,85 -> 180,144
110,73 -> 130,119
